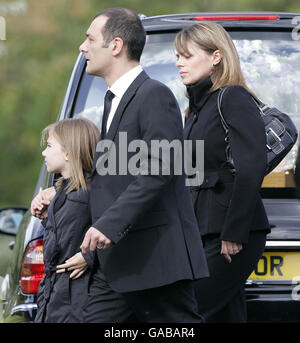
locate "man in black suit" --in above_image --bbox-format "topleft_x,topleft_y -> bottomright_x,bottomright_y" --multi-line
78,8 -> 210,323
33,8 -> 209,323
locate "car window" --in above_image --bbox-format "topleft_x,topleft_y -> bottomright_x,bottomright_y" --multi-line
72,30 -> 300,194
73,73 -> 107,129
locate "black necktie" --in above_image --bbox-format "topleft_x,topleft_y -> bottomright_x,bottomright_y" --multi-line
101,90 -> 115,139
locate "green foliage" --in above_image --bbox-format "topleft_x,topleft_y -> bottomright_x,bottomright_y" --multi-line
0,0 -> 299,207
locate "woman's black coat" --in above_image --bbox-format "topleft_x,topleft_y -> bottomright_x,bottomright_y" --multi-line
35,184 -> 93,323
185,76 -> 270,244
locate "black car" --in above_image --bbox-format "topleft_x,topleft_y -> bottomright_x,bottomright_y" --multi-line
1,12 -> 300,323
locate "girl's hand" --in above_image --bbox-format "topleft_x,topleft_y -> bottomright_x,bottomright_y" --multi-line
56,252 -> 88,279
221,240 -> 243,263
31,187 -> 56,218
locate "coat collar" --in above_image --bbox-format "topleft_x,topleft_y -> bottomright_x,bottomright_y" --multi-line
186,75 -> 213,113
184,76 -> 214,140
47,180 -> 68,229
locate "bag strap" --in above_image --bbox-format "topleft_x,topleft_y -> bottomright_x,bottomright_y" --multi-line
217,85 -> 267,173
218,85 -> 266,119
217,87 -> 234,170
217,87 -> 230,135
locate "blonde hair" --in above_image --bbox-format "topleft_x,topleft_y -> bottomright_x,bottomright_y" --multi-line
174,22 -> 253,94
41,117 -> 100,193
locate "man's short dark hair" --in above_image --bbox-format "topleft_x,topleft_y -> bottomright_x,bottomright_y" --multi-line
94,8 -> 146,62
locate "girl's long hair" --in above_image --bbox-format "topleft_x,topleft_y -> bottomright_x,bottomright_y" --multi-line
41,117 -> 99,193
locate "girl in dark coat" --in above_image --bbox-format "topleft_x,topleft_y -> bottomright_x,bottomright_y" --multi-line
34,118 -> 99,323
175,22 -> 270,322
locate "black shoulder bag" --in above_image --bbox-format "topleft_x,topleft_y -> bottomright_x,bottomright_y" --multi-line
217,86 -> 298,175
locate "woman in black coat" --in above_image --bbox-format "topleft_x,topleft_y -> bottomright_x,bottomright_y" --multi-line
175,22 -> 270,322
34,118 -> 99,323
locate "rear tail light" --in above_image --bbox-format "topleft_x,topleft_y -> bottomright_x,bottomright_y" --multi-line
194,14 -> 279,21
20,238 -> 45,294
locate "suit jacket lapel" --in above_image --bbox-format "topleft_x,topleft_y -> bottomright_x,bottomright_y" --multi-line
92,70 -> 149,174
106,70 -> 149,141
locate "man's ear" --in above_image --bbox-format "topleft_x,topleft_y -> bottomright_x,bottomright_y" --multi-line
111,37 -> 124,57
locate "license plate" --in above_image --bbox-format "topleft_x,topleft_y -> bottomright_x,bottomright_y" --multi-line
249,252 -> 300,280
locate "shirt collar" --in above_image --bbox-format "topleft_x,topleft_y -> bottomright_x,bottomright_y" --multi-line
109,65 -> 143,99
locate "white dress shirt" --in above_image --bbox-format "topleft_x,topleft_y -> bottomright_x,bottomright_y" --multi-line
105,65 -> 143,133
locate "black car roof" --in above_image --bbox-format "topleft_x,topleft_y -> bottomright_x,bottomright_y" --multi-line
141,12 -> 300,31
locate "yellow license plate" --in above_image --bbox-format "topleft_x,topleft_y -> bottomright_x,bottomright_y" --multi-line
249,252 -> 300,280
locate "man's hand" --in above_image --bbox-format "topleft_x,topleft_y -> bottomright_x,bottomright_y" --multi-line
80,227 -> 112,254
221,240 -> 243,263
31,187 -> 56,219
56,252 -> 88,279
